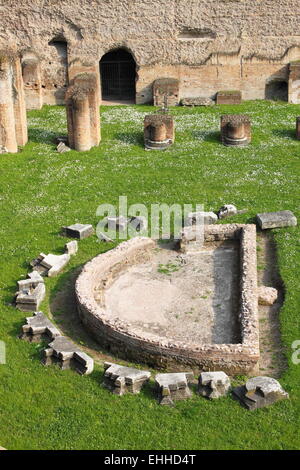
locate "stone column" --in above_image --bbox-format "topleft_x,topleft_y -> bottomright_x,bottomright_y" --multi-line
22,56 -> 43,110
12,57 -> 28,146
0,56 -> 18,153
66,72 -> 101,151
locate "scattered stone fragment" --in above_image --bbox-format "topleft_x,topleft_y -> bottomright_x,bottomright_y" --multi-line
155,372 -> 193,406
107,216 -> 131,232
103,362 -> 151,395
20,311 -> 60,342
57,141 -> 71,153
31,252 -> 70,277
198,371 -> 231,399
16,274 -> 46,312
256,210 -> 297,230
42,336 -> 94,375
181,97 -> 214,107
0,146 -> 8,154
217,204 -> 238,219
233,376 -> 289,410
216,90 -> 242,105
62,223 -> 94,239
185,211 -> 218,226
129,216 -> 148,232
27,271 -> 44,282
17,272 -> 44,290
98,232 -> 114,242
65,240 -> 78,255
258,286 -> 278,306
55,136 -> 68,145
30,253 -> 47,273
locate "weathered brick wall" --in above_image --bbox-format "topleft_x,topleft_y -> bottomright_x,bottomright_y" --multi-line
1,0 -> 300,103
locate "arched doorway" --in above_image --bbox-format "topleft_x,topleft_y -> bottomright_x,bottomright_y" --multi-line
100,49 -> 136,103
265,80 -> 288,101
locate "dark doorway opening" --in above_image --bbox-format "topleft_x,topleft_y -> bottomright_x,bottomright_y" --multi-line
100,49 -> 136,102
265,80 -> 288,101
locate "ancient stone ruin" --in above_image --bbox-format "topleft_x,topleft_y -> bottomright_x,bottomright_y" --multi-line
62,223 -> 94,239
66,73 -> 101,151
153,78 -> 180,107
16,272 -> 45,312
155,372 -> 193,406
233,376 -> 289,410
76,225 -> 259,375
1,2 -> 300,105
20,311 -> 60,343
31,252 -> 71,277
181,97 -> 214,107
198,371 -> 231,399
256,210 -> 297,229
216,90 -> 242,105
103,362 -> 151,395
221,115 -> 251,147
288,62 -> 300,103
144,114 -> 175,150
43,336 -> 94,375
258,286 -> 278,306
0,52 -> 28,154
21,53 -> 43,110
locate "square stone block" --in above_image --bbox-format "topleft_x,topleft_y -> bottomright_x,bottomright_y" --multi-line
62,224 -> 94,239
103,362 -> 151,395
155,372 -> 193,406
256,211 -> 297,229
216,90 -> 242,105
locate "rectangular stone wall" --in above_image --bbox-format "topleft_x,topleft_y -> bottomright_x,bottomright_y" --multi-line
136,61 -> 291,104
1,0 -> 300,105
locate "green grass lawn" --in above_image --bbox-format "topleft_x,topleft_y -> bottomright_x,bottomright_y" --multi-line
0,101 -> 299,450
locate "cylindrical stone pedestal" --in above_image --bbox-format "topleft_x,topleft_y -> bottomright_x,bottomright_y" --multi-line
227,122 -> 245,140
220,114 -> 251,147
150,123 -> 167,142
144,114 -> 175,150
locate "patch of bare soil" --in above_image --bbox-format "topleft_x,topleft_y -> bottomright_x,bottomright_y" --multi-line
49,267 -> 124,366
103,241 -> 240,345
257,232 -> 287,378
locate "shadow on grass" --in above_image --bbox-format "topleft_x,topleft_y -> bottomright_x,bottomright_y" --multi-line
2,283 -> 18,305
192,130 -> 220,143
246,216 -> 258,225
49,265 -> 121,362
114,131 -> 144,147
271,129 -> 297,140
28,128 -> 65,145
